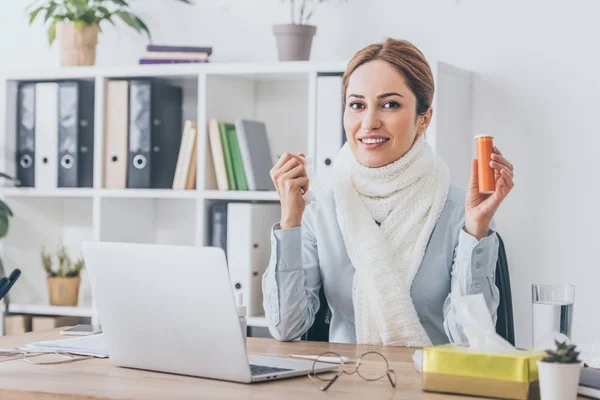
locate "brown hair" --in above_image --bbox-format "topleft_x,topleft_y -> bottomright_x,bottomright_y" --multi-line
342,38 -> 434,117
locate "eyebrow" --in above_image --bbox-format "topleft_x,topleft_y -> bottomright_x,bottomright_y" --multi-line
347,92 -> 404,100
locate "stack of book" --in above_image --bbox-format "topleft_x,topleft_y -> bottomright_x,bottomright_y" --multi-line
139,44 -> 212,65
207,118 -> 276,191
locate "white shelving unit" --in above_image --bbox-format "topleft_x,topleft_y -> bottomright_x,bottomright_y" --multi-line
0,59 -> 474,336
7,304 -> 94,318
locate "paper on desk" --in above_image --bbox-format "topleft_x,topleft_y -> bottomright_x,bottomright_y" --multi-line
578,342 -> 600,369
21,333 -> 108,358
413,293 -> 516,373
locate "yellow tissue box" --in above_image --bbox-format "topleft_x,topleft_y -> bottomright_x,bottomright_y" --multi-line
421,344 -> 546,400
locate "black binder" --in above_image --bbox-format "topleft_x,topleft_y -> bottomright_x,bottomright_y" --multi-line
127,80 -> 182,189
16,83 -> 35,187
78,80 -> 95,188
58,81 -> 95,188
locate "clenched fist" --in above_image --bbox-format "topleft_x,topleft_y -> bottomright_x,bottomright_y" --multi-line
270,152 -> 309,230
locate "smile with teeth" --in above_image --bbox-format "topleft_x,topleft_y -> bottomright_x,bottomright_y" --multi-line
360,137 -> 389,144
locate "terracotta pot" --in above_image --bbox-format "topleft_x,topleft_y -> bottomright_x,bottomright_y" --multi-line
273,24 -> 317,61
57,22 -> 99,67
47,277 -> 80,306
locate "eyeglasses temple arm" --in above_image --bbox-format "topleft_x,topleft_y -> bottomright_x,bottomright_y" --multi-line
320,373 -> 341,391
387,370 -> 396,388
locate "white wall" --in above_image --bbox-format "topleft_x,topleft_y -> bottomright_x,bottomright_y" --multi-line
2,0 -> 599,348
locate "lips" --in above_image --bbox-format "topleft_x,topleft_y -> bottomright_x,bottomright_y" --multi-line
357,135 -> 390,145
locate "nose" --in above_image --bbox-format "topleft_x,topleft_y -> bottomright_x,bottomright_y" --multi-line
360,108 -> 382,132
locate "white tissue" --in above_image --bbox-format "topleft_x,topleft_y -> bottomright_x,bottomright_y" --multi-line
453,293 -> 516,352
300,156 -> 316,205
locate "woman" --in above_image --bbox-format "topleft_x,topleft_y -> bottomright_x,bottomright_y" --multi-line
262,38 -> 515,346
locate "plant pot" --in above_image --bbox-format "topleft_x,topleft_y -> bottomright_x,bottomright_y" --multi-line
57,21 -> 99,67
273,24 -> 317,61
536,360 -> 583,400
47,277 -> 80,306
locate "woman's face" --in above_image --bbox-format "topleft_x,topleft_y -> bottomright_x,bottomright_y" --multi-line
343,60 -> 432,168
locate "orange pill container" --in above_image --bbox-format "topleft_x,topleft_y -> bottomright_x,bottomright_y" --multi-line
475,135 -> 495,194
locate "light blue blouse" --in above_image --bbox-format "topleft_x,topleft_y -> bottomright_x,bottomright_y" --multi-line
262,184 -> 500,345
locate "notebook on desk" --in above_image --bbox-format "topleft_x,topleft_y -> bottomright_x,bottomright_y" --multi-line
580,367 -> 600,399
23,334 -> 108,358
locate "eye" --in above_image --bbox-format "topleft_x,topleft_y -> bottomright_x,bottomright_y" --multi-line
349,102 -> 364,110
383,101 -> 400,109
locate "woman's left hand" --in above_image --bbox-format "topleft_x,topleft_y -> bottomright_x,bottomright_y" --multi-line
465,146 -> 514,240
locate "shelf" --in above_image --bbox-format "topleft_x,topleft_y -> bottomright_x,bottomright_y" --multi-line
100,189 -> 198,199
247,315 -> 268,328
0,188 -> 201,199
6,304 -> 94,318
202,190 -> 279,202
3,61 -> 348,81
1,188 -> 95,198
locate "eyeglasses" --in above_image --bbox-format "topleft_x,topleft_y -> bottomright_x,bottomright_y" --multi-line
308,351 -> 396,391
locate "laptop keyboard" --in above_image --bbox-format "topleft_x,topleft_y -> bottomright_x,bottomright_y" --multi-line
250,364 -> 293,376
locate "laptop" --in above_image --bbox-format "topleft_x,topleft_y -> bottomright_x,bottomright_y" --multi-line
81,241 -> 337,383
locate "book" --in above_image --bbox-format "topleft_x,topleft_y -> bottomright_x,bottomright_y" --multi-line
580,367 -> 600,399
225,123 -> 248,191
207,118 -> 229,190
185,124 -> 198,189
146,44 -> 212,55
172,120 -> 196,190
218,122 -> 236,190
139,59 -> 209,65
210,202 -> 228,256
142,51 -> 209,61
234,119 -> 275,191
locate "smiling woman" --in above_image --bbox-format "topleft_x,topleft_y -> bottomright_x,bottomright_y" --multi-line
263,38 -> 516,347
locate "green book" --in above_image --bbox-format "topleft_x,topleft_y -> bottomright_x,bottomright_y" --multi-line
218,122 -> 236,190
225,123 -> 248,191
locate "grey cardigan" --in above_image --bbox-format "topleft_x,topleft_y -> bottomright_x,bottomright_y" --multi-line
262,184 -> 500,345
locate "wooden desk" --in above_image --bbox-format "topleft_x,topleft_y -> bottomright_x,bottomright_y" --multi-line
0,329 -> 565,400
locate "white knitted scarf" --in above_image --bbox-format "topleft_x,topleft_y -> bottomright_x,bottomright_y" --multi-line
333,134 -> 450,346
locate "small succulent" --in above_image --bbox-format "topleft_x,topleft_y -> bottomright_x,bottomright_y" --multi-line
542,340 -> 581,364
41,244 -> 85,278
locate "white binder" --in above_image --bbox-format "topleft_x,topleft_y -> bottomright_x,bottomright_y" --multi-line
226,203 -> 281,317
35,82 -> 59,189
315,74 -> 345,183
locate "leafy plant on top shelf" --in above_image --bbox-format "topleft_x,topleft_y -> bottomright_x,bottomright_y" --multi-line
27,0 -> 194,44
542,340 -> 581,364
42,244 -> 85,278
26,0 -> 195,67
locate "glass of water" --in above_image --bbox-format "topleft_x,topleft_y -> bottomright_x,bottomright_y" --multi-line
532,284 -> 575,349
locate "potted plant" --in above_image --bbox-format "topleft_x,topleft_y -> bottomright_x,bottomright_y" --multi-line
42,245 -> 85,307
26,0 -> 193,67
0,172 -> 19,304
536,340 -> 583,400
274,0 -> 345,61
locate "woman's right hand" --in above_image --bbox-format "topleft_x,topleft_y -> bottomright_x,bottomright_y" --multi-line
270,152 -> 309,230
